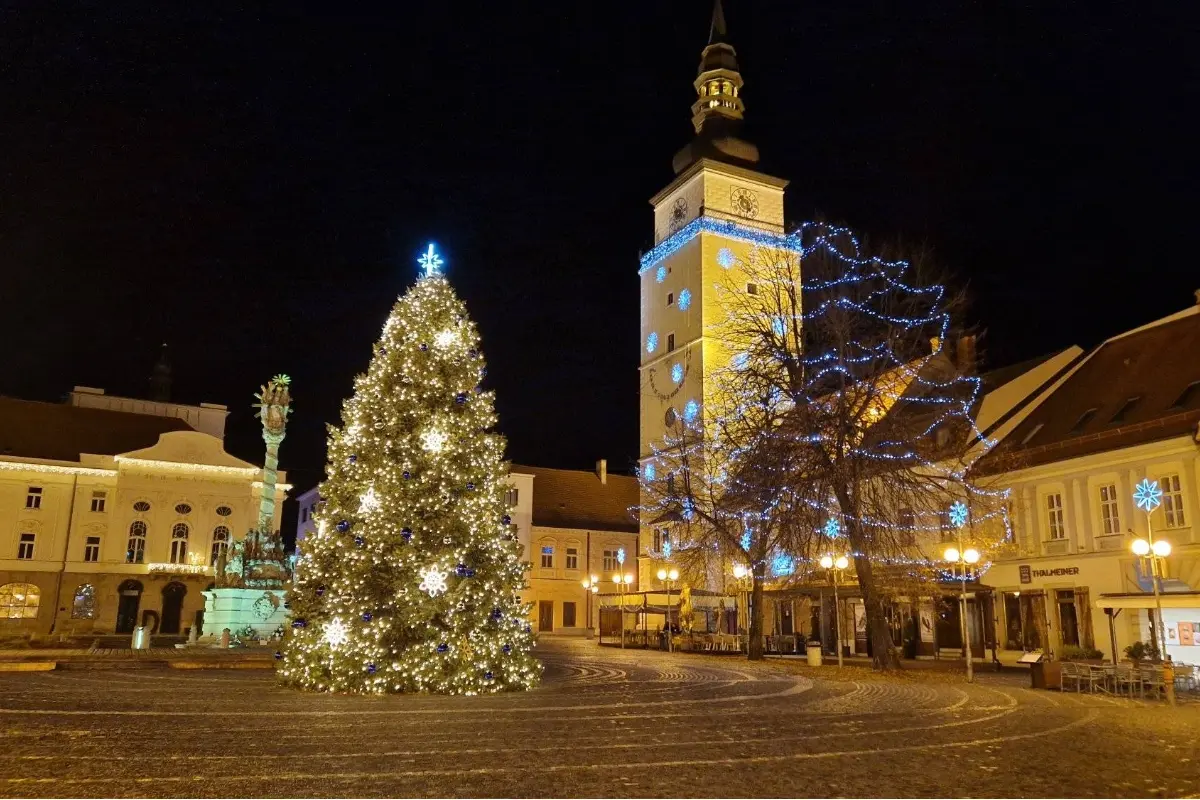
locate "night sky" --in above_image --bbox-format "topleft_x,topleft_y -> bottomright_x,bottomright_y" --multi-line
2,3 -> 1195,536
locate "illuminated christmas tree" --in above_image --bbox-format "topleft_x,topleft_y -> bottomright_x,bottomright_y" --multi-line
279,244 -> 540,694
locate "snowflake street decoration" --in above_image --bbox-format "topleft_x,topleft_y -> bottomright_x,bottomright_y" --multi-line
662,538 -> 672,558
1134,478 -> 1162,512
643,462 -> 656,481
418,243 -> 444,277
824,517 -> 840,538
358,486 -> 381,515
616,547 -> 625,565
949,500 -> 969,529
418,565 -> 449,598
421,429 -> 449,453
740,529 -> 751,551
434,329 -> 457,348
323,617 -> 349,650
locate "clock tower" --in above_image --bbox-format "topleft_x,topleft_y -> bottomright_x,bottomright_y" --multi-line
638,0 -> 797,590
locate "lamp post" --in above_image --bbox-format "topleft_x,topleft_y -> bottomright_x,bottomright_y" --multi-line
581,574 -> 599,637
819,554 -> 850,668
731,564 -> 753,653
942,544 -> 981,683
657,567 -> 680,652
612,571 -> 634,648
1132,479 -> 1172,663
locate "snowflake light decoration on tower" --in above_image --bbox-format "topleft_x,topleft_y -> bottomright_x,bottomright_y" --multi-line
683,399 -> 699,423
418,243 -> 444,277
1134,478 -> 1162,512
421,429 -> 449,453
358,485 -> 381,515
322,617 -> 349,650
678,288 -> 692,311
418,565 -> 449,598
949,500 -> 969,529
655,265 -> 667,283
671,363 -> 684,383
717,247 -> 735,269
646,332 -> 658,354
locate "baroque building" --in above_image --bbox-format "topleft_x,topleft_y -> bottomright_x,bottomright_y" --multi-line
0,387 -> 287,639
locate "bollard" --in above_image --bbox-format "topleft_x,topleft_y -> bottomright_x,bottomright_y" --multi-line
1164,660 -> 1176,706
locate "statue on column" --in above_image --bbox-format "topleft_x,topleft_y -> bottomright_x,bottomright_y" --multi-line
218,374 -> 293,590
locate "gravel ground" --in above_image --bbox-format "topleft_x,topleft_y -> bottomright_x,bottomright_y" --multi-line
0,638 -> 1196,798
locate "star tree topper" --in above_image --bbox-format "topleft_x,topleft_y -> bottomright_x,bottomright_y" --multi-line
418,243 -> 444,277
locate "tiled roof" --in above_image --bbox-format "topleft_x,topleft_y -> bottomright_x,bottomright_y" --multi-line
510,464 -> 639,532
0,396 -> 194,462
975,307 -> 1200,473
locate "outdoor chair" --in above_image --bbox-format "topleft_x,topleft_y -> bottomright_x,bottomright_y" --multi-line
1114,664 -> 1141,699
1174,664 -> 1196,692
1139,665 -> 1166,700
1060,661 -> 1081,692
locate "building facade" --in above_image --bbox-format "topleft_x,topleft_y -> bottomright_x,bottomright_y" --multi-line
294,485 -> 320,545
0,388 -> 286,639
976,299 -> 1200,664
508,462 -> 639,635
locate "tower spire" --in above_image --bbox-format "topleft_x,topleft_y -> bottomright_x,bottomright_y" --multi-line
672,0 -> 760,174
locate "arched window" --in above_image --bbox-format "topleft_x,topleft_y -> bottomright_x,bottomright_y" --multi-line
210,525 -> 230,566
0,583 -> 40,619
71,584 -> 96,619
170,523 -> 189,564
126,521 -> 147,564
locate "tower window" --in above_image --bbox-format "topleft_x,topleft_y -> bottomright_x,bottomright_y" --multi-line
25,487 -> 42,509
746,283 -> 758,295
667,333 -> 676,352
667,292 -> 674,307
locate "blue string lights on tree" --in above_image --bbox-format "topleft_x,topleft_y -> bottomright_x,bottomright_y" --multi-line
278,241 -> 540,696
637,218 -> 1014,662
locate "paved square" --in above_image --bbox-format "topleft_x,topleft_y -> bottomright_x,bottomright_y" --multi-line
0,639 -> 1196,797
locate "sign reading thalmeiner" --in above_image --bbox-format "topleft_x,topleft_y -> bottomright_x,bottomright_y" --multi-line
1019,564 -> 1079,584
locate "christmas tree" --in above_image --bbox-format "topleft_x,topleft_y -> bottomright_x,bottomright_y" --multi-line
279,244 -> 540,694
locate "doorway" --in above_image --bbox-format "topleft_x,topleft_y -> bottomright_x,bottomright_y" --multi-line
115,580 -> 143,634
538,600 -> 553,633
160,582 -> 187,634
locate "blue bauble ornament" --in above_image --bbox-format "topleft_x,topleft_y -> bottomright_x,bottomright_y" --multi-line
524,624 -> 532,634
362,612 -> 373,622
502,514 -> 511,525
491,608 -> 503,620
379,346 -> 387,355
455,393 -> 467,404
337,520 -> 351,533
468,349 -> 478,359
480,367 -> 488,378
437,643 -> 448,653
484,671 -> 494,680
466,482 -> 475,491
354,535 -> 365,547
292,619 -> 307,629
403,470 -> 411,480
419,343 -> 428,351
456,563 -> 469,577
465,568 -> 475,577
315,586 -> 325,597
401,527 -> 413,541
348,454 -> 357,464
367,663 -> 377,674
274,651 -> 283,660
502,644 -> 512,654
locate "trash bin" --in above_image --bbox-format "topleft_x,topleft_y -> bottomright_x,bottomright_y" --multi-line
806,640 -> 823,667
131,626 -> 149,650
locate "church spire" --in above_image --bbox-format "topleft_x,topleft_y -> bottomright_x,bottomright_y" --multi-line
672,0 -> 760,174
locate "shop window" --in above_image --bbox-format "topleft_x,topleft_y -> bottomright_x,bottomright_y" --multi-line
84,536 -> 101,563
126,521 -> 147,564
90,491 -> 107,513
562,601 -> 577,628
71,584 -> 96,619
0,583 -> 40,619
1098,484 -> 1121,535
1161,474 -> 1186,528
17,532 -> 35,560
1045,493 -> 1066,540
25,487 -> 42,509
1056,589 -> 1079,647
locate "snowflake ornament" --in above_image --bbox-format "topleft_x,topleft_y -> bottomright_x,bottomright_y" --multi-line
434,329 -> 457,348
358,486 -> 381,514
949,500 -> 969,528
824,517 -> 840,538
1133,478 -> 1162,512
322,617 -> 349,649
421,429 -> 449,453
418,565 -> 449,598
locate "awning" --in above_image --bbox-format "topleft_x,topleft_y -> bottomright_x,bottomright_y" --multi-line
1095,592 -> 1200,610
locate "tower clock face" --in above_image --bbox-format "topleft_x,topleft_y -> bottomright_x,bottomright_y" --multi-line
669,197 -> 689,232
731,187 -> 759,219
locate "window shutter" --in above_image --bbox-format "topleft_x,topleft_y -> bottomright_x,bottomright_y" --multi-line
1074,587 -> 1094,650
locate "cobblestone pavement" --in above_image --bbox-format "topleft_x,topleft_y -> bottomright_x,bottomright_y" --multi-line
0,638 -> 1196,798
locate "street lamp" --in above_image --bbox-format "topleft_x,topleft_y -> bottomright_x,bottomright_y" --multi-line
613,572 -> 634,648
1132,478 -> 1172,664
657,567 -> 680,652
819,554 -> 850,667
581,574 -> 600,637
730,564 -> 752,652
942,544 -> 980,683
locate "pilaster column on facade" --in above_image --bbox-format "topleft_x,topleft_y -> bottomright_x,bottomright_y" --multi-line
1070,478 -> 1089,553
1186,455 -> 1200,544
1128,469 -> 1145,537
1021,487 -> 1037,556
